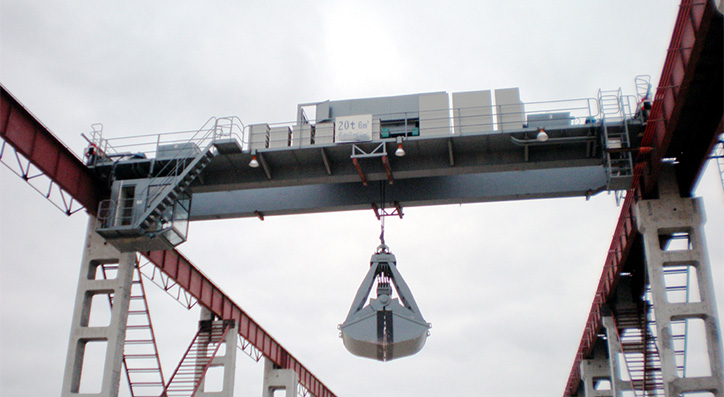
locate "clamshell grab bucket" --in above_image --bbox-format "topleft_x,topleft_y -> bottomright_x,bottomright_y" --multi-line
339,244 -> 430,361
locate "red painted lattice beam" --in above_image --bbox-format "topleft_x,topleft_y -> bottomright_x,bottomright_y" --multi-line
639,0 -> 722,196
0,85 -> 107,215
563,1 -> 721,395
142,249 -> 337,397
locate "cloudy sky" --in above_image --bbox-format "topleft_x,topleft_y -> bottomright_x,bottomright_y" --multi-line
1,1 -> 722,396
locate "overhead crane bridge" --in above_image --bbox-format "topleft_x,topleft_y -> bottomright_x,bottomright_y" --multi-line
1,0 -> 722,395
86,86 -> 643,251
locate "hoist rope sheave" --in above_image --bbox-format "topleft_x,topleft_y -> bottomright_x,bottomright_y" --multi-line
339,243 -> 430,361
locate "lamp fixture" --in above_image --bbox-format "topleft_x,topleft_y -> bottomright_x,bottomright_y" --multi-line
249,155 -> 260,168
536,128 -> 549,142
394,144 -> 406,157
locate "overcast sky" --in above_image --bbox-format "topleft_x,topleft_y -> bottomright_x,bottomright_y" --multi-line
1,1 -> 722,396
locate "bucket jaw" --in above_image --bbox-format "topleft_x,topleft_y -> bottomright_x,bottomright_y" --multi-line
339,244 -> 430,361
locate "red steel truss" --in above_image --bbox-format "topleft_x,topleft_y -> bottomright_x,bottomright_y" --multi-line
0,85 -> 107,215
142,249 -> 336,397
563,0 -> 723,394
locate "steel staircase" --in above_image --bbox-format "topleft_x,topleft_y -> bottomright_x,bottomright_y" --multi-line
598,88 -> 634,190
137,144 -> 216,232
161,320 -> 233,397
93,117 -> 246,249
101,263 -> 166,397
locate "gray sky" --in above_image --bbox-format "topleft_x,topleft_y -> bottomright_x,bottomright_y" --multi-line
1,1 -> 722,396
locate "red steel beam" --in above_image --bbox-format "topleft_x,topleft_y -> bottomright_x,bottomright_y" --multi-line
351,157 -> 367,186
563,1 -> 717,394
143,249 -> 337,397
0,85 -> 107,215
639,0 -> 719,196
381,155 -> 394,184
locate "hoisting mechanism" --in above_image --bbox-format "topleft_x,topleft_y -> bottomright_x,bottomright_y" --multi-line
339,231 -> 431,361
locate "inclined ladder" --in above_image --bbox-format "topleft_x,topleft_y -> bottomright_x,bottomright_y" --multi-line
161,320 -> 233,396
615,304 -> 664,396
101,263 -> 166,397
598,88 -> 634,190
138,144 -> 216,231
137,116 -> 239,232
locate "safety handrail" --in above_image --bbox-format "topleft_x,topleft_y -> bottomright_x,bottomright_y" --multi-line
143,116 -> 244,212
89,96 -> 637,156
89,116 -> 245,160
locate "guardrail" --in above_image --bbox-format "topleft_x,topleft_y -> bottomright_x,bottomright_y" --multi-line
87,96 -> 629,158
85,116 -> 245,165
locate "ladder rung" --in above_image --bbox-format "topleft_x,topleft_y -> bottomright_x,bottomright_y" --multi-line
124,340 -> 155,344
127,367 -> 163,371
126,324 -> 152,329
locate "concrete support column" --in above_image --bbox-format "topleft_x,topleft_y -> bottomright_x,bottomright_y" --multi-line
635,166 -> 724,396
601,315 -> 633,396
61,217 -> 135,397
262,358 -> 298,397
196,308 -> 238,397
580,341 -> 614,397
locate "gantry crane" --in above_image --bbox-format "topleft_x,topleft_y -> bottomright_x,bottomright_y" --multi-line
1,0 -> 722,395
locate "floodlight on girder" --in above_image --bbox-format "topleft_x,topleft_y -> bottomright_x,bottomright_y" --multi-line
395,144 -> 406,157
536,128 -> 549,142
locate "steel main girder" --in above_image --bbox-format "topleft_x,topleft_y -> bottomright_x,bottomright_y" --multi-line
94,121 -> 629,220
